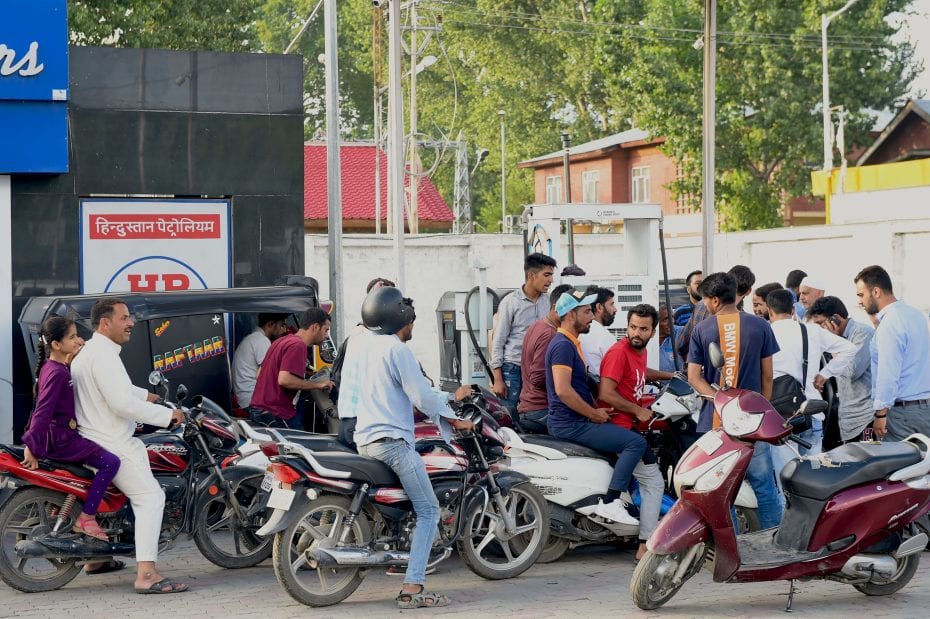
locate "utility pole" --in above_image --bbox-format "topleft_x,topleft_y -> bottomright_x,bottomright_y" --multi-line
701,0 -> 716,275
499,110 -> 506,233
822,0 -> 861,171
388,0 -> 406,290
323,0 -> 343,344
407,1 -> 420,235
373,6 -> 384,235
561,131 -> 575,265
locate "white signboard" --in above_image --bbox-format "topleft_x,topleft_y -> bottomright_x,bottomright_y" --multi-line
80,199 -> 231,294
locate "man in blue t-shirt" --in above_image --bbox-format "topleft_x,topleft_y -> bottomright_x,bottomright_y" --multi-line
687,272 -> 783,529
546,289 -> 647,526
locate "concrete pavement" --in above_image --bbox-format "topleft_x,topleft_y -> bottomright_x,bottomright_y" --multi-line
2,540 -> 928,618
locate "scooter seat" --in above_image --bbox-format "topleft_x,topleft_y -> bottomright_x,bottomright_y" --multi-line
310,451 -> 400,486
781,441 -> 922,501
520,435 -> 617,464
0,444 -> 95,480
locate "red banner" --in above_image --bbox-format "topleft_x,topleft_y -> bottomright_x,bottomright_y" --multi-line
88,214 -> 222,239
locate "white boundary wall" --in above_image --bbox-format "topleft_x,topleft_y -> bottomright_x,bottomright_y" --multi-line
307,219 -> 930,379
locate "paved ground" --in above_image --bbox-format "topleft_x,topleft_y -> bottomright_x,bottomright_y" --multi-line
3,540 -> 929,618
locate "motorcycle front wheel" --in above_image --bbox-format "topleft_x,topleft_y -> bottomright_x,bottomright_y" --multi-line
272,495 -> 371,607
630,543 -> 706,610
457,481 -> 549,580
0,488 -> 83,592
193,472 -> 273,569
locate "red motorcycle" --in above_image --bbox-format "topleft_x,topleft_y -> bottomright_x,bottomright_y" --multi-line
0,377 -> 272,593
631,345 -> 930,611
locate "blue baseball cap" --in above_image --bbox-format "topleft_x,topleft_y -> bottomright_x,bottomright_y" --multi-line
555,288 -> 598,317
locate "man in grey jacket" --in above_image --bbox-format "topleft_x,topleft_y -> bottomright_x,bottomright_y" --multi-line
808,296 -> 875,442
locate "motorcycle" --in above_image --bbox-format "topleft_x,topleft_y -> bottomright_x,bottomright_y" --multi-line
502,376 -> 760,563
256,390 -> 550,607
631,343 -> 930,611
0,372 -> 272,593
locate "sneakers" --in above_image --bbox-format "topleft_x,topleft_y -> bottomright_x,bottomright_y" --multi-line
594,499 -> 639,526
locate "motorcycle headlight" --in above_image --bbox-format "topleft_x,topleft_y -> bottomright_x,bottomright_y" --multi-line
675,451 -> 740,495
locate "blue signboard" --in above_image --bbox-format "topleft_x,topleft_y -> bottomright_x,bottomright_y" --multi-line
0,0 -> 69,173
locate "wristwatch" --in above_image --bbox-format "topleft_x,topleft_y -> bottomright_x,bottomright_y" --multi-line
874,411 -> 888,419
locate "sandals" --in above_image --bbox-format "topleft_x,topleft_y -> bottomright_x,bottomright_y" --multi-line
396,585 -> 450,609
135,578 -> 190,595
73,514 -> 108,541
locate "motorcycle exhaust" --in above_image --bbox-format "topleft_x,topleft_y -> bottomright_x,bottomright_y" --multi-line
839,554 -> 899,583
15,535 -> 135,559
307,546 -> 452,569
308,546 -> 410,568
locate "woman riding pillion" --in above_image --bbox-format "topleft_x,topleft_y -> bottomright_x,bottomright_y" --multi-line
339,286 -> 474,609
20,317 -> 121,544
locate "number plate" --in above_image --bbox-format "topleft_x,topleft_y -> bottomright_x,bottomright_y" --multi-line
260,471 -> 274,492
696,431 -> 724,455
267,486 -> 295,511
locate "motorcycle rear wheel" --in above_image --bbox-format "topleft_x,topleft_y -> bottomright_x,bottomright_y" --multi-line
193,473 -> 273,569
0,488 -> 83,592
457,481 -> 549,579
630,543 -> 705,610
271,495 -> 370,607
853,552 -> 920,596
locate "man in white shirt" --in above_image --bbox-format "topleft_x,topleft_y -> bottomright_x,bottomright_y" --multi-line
798,275 -> 826,314
71,298 -> 186,594
765,289 -> 855,487
580,286 -> 618,377
231,313 -> 287,409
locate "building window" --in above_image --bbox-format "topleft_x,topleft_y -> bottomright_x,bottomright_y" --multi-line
582,170 -> 599,204
545,175 -> 562,204
632,166 -> 650,203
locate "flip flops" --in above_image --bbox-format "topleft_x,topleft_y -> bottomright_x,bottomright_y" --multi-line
85,559 -> 126,575
134,578 -> 190,594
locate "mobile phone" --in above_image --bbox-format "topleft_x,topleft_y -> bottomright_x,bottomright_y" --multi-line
830,316 -> 841,326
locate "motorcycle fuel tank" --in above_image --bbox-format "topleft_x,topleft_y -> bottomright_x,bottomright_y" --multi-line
143,432 -> 190,473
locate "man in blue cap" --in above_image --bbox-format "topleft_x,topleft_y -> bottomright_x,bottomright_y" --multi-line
545,288 -> 647,526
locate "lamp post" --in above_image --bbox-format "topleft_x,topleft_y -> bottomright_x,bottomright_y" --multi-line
561,131 -> 575,265
822,0 -> 860,170
498,110 -> 506,233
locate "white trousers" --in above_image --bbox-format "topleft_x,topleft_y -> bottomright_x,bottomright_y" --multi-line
633,461 -> 664,542
103,438 -> 165,563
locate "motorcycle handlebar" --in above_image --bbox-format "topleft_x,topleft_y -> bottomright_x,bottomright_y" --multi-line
788,433 -> 812,450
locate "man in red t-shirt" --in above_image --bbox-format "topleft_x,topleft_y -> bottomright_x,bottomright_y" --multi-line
599,306 -> 674,429
597,303 -> 673,559
249,308 -> 335,428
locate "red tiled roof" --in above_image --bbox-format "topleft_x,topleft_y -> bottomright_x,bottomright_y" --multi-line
304,143 -> 453,222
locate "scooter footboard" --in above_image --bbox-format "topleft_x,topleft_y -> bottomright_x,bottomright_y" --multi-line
646,500 -> 709,554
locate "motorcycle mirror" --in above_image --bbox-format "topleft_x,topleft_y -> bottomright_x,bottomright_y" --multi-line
175,384 -> 188,402
708,342 -> 725,370
798,399 -> 828,416
148,371 -> 164,386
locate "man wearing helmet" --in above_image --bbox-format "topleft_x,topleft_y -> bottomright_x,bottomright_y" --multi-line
339,286 -> 474,609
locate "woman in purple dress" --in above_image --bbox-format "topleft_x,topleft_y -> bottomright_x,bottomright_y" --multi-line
21,317 -> 121,541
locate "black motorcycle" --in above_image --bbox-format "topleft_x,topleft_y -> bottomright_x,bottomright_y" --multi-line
0,372 -> 271,592
257,390 -> 550,607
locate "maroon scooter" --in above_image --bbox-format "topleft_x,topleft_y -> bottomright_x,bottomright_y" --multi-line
630,344 -> 930,611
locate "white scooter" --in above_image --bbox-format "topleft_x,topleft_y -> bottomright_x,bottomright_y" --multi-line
501,376 -> 760,563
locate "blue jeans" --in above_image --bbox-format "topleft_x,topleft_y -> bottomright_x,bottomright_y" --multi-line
501,362 -> 522,412
549,420 -> 647,493
745,441 -> 784,529
772,417 -> 823,494
249,406 -> 304,429
359,438 -> 439,585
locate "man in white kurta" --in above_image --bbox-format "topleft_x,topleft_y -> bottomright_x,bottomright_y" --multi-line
71,298 -> 186,594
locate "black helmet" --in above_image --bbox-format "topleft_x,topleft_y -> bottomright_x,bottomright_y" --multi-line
361,286 -> 416,335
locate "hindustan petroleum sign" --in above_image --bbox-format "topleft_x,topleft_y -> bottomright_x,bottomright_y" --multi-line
80,199 -> 231,294
0,0 -> 69,173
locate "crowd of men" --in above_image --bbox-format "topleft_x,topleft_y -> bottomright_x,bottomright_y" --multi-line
490,253 -> 930,535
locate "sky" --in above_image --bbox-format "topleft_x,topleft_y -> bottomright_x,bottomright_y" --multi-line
901,0 -> 930,97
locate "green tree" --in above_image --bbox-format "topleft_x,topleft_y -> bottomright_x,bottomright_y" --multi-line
595,0 -> 918,230
69,1 -> 262,51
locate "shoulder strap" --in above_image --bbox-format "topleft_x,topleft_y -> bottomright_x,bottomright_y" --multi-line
800,323 -> 809,385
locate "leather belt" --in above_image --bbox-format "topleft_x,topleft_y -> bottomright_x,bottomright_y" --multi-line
894,399 -> 930,407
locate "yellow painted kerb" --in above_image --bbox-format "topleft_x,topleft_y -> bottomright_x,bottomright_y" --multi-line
811,159 -> 930,224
